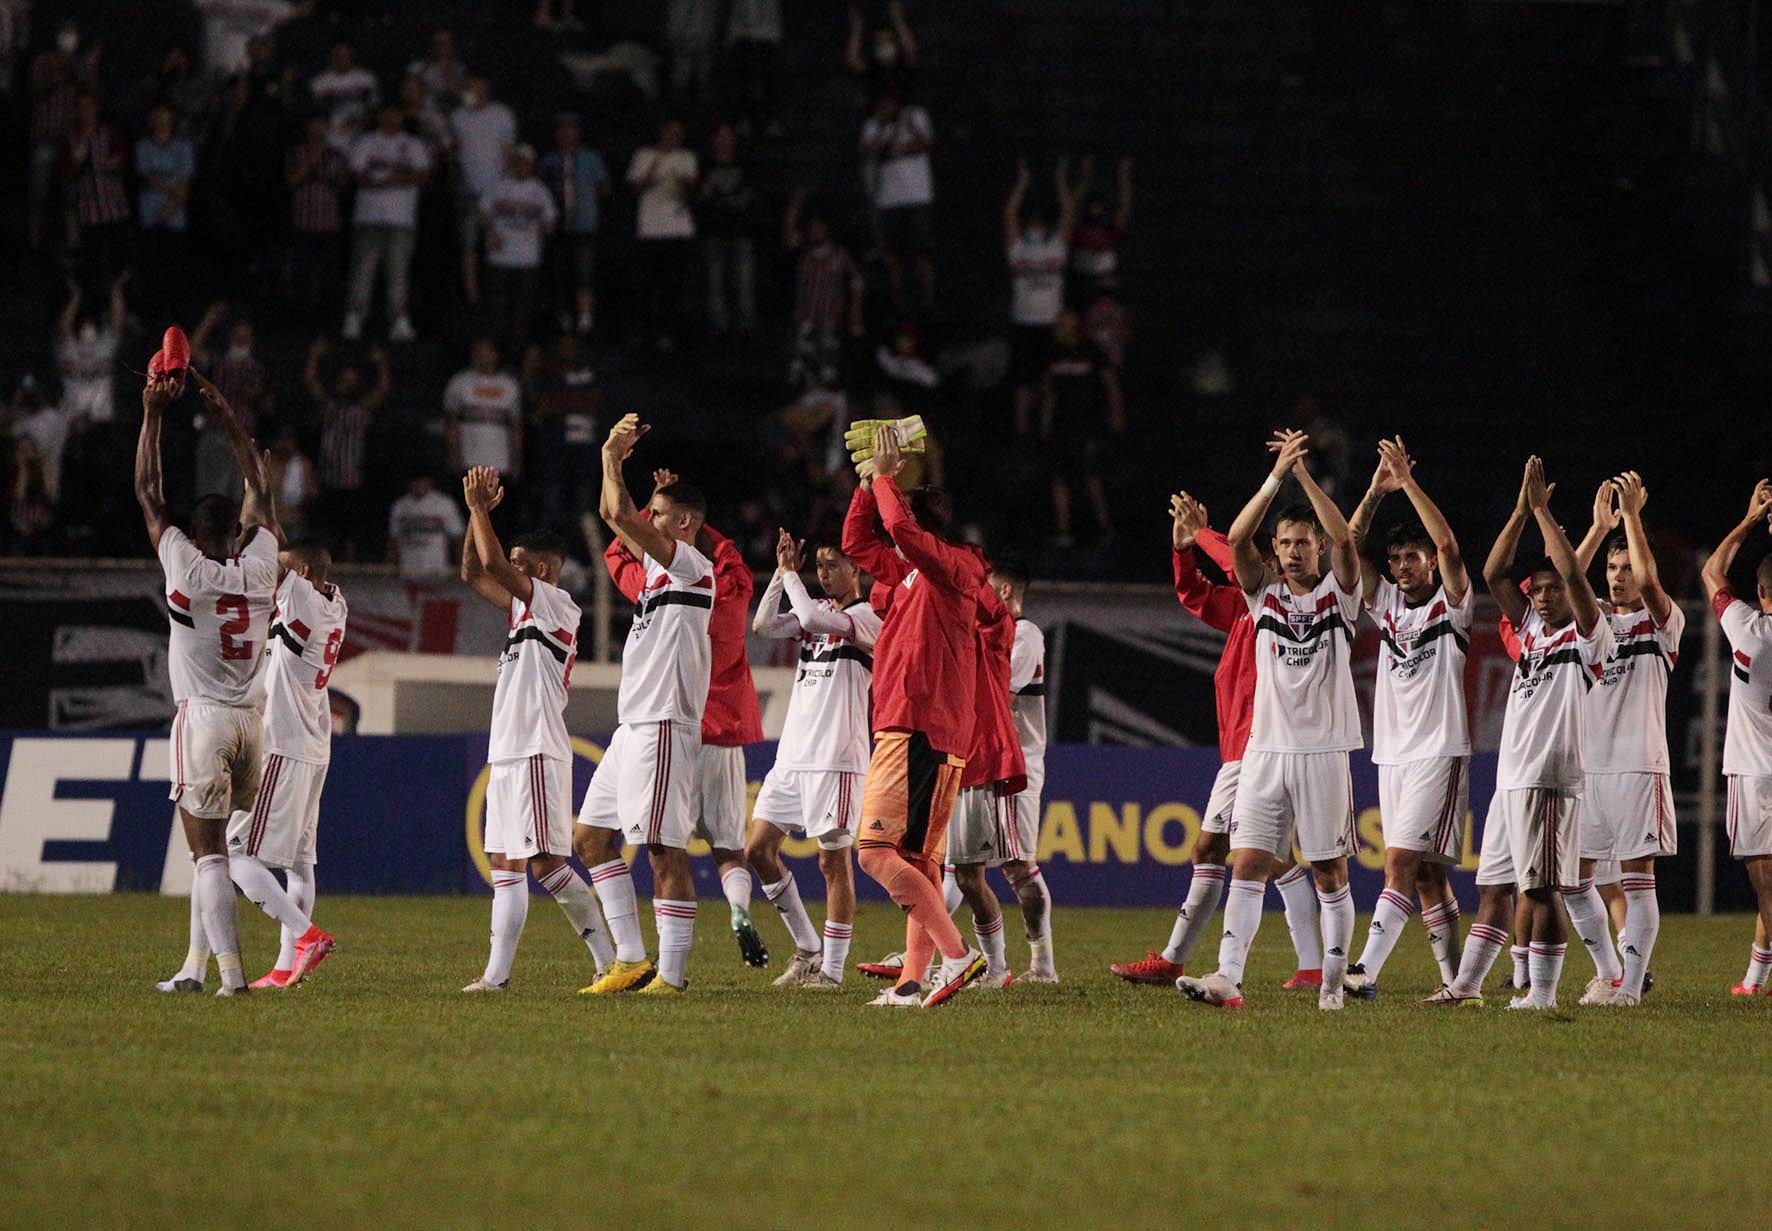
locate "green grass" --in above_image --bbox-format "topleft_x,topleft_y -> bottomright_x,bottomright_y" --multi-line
1,896 -> 1767,1230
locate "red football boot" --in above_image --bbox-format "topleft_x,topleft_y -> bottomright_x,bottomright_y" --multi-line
1282,968 -> 1323,990
1110,951 -> 1185,985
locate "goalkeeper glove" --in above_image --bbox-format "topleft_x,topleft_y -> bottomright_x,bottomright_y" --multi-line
844,415 -> 928,464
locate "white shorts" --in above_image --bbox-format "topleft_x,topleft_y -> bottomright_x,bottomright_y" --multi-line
1727,774 -> 1772,859
168,700 -> 263,821
1006,758 -> 1044,865
1200,760 -> 1240,835
1497,786 -> 1582,892
1475,791 -> 1515,886
1377,756 -> 1468,865
226,753 -> 328,868
945,785 -> 1024,866
1590,859 -> 1623,886
1228,749 -> 1356,863
484,754 -> 572,860
754,767 -> 862,850
577,720 -> 702,849
695,743 -> 749,851
1582,772 -> 1677,861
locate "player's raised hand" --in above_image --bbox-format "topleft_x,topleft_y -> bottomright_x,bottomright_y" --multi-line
775,528 -> 805,573
1524,456 -> 1556,512
652,468 -> 679,493
188,367 -> 226,409
1377,436 -> 1415,489
1266,428 -> 1310,479
873,422 -> 904,479
1169,491 -> 1206,551
604,413 -> 648,460
1612,470 -> 1648,516
1748,478 -> 1772,525
1589,477 -> 1620,532
142,375 -> 177,415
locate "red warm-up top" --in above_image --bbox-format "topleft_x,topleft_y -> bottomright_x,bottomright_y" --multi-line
842,478 -> 987,757
604,524 -> 763,745
962,587 -> 1027,792
1171,526 -> 1256,762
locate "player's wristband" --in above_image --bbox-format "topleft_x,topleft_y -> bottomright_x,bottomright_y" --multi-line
1260,475 -> 1282,498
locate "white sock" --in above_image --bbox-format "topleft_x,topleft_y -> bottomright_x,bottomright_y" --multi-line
942,864 -> 963,915
820,920 -> 852,982
1013,865 -> 1055,975
762,873 -> 821,953
1452,922 -> 1508,997
1618,874 -> 1659,997
1216,878 -> 1266,985
1421,901 -> 1462,986
538,863 -> 615,972
1356,887 -> 1416,978
178,881 -> 211,980
194,854 -> 245,991
1528,941 -> 1566,1007
1746,945 -> 1772,988
1316,884 -> 1355,993
230,852 -> 313,937
1560,880 -> 1621,982
1163,864 -> 1227,965
588,859 -> 646,963
654,899 -> 697,987
1275,866 -> 1321,970
483,870 -> 529,986
277,862 -> 315,971
975,910 -> 1008,975
1510,944 -> 1530,986
721,865 -> 753,918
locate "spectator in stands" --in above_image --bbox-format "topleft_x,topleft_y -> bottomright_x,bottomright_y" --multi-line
149,43 -> 212,136
523,333 -> 600,528
700,122 -> 758,337
408,28 -> 467,113
846,1 -> 918,101
726,0 -> 783,137
286,111 -> 349,328
190,302 -> 272,496
539,112 -> 611,337
309,37 -> 379,146
195,0 -> 307,81
306,337 -> 390,559
6,377 -> 71,515
1082,273 -> 1130,373
859,89 -> 935,309
386,472 -> 465,580
784,190 -> 863,391
451,72 -> 517,304
266,423 -> 319,542
478,145 -> 557,351
1040,306 -> 1124,545
1070,155 -> 1133,300
444,337 -> 523,480
344,101 -> 431,342
134,102 -> 196,321
627,117 -> 699,351
7,436 -> 56,554
27,20 -> 95,252
666,0 -> 719,101
63,88 -> 132,299
54,275 -> 124,430
873,318 -> 939,423
397,71 -> 453,156
1006,156 -> 1078,435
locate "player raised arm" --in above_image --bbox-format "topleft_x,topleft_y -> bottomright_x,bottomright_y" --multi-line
599,413 -> 678,567
1170,492 -> 1247,633
1384,436 -> 1468,605
1701,479 -> 1772,601
1574,479 -> 1620,573
1612,470 -> 1671,624
753,529 -> 804,638
134,377 -> 176,549
1528,456 -> 1601,634
1346,443 -> 1403,601
1482,458 -> 1541,628
465,466 -> 533,604
1289,443 -> 1358,592
868,425 -> 972,591
1003,157 -> 1029,252
459,468 -> 513,608
1228,429 -> 1308,593
190,367 -> 281,546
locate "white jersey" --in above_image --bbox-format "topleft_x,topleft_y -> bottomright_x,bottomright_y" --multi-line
1244,573 -> 1363,754
775,590 -> 882,774
159,527 -> 280,707
488,578 -> 581,762
1368,578 -> 1472,763
1584,601 -> 1685,773
1010,618 -> 1048,766
618,543 -> 714,726
1718,592 -> 1772,777
1496,608 -> 1614,790
263,571 -> 349,763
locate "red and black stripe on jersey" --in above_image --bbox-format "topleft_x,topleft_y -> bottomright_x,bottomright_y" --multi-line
798,643 -> 875,670
1736,650 -> 1753,683
1609,614 -> 1679,673
1378,597 -> 1469,660
1518,626 -> 1600,689
269,616 -> 311,656
167,590 -> 194,629
505,622 -> 575,665
1254,591 -> 1352,646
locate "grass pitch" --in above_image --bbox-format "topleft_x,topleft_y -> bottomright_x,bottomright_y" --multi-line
1,895 -> 1766,1230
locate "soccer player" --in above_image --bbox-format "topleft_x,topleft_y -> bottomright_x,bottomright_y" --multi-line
1424,457 -> 1613,1009
1699,479 -> 1772,996
942,568 -> 1025,988
994,558 -> 1059,982
457,467 -> 615,993
842,425 -> 987,1007
574,415 -> 716,994
227,542 -> 346,989
600,467 -> 768,969
1564,471 -> 1683,1006
1177,429 -> 1364,1011
747,530 -> 883,988
1110,492 -> 1324,989
141,368 -> 280,997
1341,437 -> 1472,998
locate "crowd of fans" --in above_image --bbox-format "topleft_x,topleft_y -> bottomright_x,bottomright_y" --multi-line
0,1 -> 1146,576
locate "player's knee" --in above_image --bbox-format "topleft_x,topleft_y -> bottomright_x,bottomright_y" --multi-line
817,846 -> 850,877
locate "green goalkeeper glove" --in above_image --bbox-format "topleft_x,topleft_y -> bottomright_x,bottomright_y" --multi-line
844,416 -> 928,464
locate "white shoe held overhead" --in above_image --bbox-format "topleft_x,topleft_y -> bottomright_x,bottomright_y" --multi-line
1175,971 -> 1244,1008
868,986 -> 922,1007
1578,976 -> 1617,1007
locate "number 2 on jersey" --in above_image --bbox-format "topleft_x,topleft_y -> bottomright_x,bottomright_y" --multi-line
217,595 -> 254,661
315,627 -> 344,690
